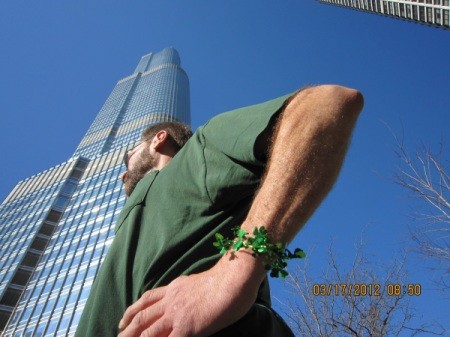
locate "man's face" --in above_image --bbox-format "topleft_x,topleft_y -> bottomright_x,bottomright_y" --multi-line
122,141 -> 156,197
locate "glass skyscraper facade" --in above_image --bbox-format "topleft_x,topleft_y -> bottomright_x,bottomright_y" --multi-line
0,47 -> 190,336
317,0 -> 450,29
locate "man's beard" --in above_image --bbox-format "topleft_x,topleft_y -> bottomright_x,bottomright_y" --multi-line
123,151 -> 156,197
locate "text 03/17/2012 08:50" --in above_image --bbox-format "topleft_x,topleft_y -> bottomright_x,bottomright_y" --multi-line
312,283 -> 422,297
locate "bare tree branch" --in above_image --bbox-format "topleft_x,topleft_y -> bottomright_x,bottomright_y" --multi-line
392,135 -> 449,293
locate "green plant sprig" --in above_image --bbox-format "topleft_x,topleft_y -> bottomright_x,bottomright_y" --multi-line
213,226 -> 306,279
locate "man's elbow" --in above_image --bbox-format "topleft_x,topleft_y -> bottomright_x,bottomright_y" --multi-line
339,85 -> 364,116
325,85 -> 364,118
293,84 -> 364,124
313,84 -> 363,113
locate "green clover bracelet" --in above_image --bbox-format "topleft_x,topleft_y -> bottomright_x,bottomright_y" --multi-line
213,226 -> 306,278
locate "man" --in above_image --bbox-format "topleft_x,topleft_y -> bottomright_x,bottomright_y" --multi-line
75,85 -> 364,337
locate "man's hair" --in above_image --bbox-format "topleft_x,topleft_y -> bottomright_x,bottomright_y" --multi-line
142,121 -> 193,152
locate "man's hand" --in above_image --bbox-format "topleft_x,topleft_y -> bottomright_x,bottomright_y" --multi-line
118,251 -> 266,337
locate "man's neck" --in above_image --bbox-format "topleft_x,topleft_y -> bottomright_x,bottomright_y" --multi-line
153,153 -> 173,171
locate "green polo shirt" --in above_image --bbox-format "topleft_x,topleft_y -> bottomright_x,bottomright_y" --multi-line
75,94 -> 294,337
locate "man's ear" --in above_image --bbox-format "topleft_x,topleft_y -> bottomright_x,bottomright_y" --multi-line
153,130 -> 169,150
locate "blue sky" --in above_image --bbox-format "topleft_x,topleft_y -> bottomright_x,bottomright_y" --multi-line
1,0 -> 449,333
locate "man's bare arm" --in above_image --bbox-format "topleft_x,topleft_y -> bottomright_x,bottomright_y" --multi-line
247,84 -> 364,243
118,84 -> 364,337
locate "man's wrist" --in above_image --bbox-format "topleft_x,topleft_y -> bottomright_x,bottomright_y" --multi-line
214,226 -> 306,279
216,248 -> 267,289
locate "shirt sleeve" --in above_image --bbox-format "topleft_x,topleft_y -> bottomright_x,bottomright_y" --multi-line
199,94 -> 292,204
201,94 -> 292,165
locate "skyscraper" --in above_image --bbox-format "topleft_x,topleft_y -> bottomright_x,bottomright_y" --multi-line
0,47 -> 190,336
317,0 -> 450,29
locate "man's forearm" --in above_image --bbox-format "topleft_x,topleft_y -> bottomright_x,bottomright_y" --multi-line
242,85 -> 364,244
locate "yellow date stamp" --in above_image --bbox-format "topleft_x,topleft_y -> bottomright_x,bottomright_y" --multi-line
312,283 -> 422,296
